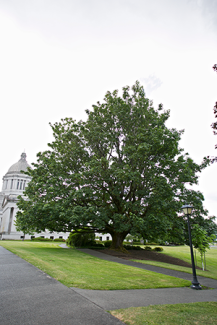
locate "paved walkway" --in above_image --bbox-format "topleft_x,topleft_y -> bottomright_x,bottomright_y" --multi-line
0,246 -> 123,325
1,245 -> 217,324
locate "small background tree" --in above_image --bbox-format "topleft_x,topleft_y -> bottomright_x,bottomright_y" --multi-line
15,209 -> 34,240
192,224 -> 215,271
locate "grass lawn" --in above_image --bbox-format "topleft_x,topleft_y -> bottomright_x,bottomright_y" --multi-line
109,301 -> 217,325
163,245 -> 217,273
132,246 -> 217,280
132,245 -> 217,280
0,241 -> 191,290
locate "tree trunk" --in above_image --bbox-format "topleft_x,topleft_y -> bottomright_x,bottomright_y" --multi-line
194,249 -> 197,267
110,231 -> 128,251
204,252 -> 206,271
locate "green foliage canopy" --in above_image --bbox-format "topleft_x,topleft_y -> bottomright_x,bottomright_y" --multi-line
16,81 -> 210,249
192,224 -> 215,255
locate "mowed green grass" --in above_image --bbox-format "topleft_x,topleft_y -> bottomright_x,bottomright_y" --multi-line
0,241 -> 191,290
109,302 -> 217,325
132,245 -> 217,280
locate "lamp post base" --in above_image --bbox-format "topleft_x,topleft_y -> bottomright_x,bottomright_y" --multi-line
190,283 -> 202,290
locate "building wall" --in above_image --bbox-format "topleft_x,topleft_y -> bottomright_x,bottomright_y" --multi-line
1,202 -> 19,234
0,158 -> 32,239
1,174 -> 30,195
1,204 -> 11,233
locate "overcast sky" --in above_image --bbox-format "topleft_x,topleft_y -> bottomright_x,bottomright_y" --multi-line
1,0 -> 217,217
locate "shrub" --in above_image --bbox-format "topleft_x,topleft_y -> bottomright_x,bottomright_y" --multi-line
53,238 -> 66,242
103,240 -> 112,248
153,246 -> 163,252
67,229 -> 95,247
132,245 -> 143,249
123,245 -> 133,250
132,241 -> 142,245
31,237 -> 53,241
144,246 -> 152,251
124,245 -> 143,250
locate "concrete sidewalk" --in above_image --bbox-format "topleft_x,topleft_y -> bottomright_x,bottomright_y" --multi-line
0,246 -> 124,325
72,286 -> 217,310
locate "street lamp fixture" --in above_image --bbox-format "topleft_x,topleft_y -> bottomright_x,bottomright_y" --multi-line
181,204 -> 202,290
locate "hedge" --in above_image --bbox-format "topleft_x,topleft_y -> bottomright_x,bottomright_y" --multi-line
67,229 -> 95,247
153,246 -> 164,252
144,246 -> 152,251
103,240 -> 112,248
124,245 -> 143,250
31,237 -> 53,241
53,238 -> 66,242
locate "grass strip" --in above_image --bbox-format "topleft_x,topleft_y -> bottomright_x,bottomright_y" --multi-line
131,259 -> 217,280
0,241 -> 190,290
162,245 -> 217,280
109,301 -> 217,325
138,245 -> 217,280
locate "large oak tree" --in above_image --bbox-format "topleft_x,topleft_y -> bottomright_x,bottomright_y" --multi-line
16,82 -> 209,249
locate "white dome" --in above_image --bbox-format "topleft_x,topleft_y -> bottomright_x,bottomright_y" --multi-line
6,153 -> 31,175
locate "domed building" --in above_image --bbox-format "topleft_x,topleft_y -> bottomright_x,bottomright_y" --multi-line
0,153 -> 69,240
0,153 -> 31,239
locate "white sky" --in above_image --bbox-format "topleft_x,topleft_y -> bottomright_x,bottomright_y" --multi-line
1,0 -> 217,217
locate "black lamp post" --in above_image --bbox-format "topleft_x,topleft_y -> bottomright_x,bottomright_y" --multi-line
181,204 -> 202,290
